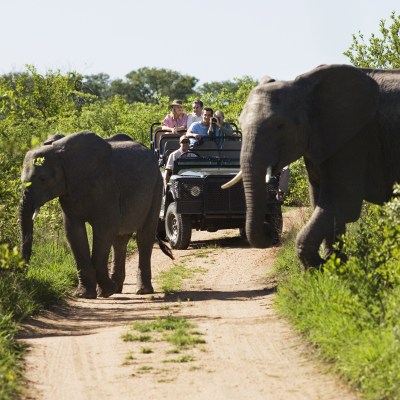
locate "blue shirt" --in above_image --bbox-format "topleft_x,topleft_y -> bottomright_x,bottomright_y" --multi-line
188,121 -> 210,145
189,121 -> 209,136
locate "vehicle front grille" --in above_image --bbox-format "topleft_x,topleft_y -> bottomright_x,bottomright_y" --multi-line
203,176 -> 246,213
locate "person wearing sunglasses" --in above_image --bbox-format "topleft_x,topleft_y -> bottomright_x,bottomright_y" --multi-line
164,135 -> 197,188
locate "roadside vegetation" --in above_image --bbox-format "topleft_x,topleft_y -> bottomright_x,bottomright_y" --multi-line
0,10 -> 398,400
273,13 -> 400,400
274,188 -> 400,400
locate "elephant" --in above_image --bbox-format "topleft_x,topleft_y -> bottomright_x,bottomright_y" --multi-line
232,64 -> 400,268
20,131 -> 173,299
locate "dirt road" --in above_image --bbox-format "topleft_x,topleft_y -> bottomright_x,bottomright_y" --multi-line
20,210 -> 359,400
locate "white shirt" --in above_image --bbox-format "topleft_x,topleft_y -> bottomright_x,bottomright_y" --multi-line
165,149 -> 197,170
186,113 -> 202,129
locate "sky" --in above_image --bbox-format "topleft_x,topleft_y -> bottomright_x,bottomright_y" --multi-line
1,0 -> 399,86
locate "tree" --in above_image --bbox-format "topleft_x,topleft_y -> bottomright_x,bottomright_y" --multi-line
82,73 -> 111,99
195,77 -> 257,97
344,11 -> 400,68
110,67 -> 198,103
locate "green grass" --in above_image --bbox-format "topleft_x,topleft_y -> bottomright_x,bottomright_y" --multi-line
123,316 -> 206,369
273,225 -> 400,400
156,263 -> 206,294
0,237 -> 77,399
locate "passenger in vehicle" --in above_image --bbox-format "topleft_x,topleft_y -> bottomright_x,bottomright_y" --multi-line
161,100 -> 188,134
164,135 -> 197,188
186,107 -> 214,144
186,99 -> 203,128
214,110 -> 234,145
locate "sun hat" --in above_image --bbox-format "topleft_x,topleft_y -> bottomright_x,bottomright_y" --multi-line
170,99 -> 183,108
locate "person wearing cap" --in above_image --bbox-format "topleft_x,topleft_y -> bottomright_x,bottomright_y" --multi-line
164,135 -> 197,188
162,100 -> 188,134
186,99 -> 203,129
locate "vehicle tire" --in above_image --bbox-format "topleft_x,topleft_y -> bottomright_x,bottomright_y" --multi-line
265,211 -> 283,244
239,227 -> 247,240
165,202 -> 192,249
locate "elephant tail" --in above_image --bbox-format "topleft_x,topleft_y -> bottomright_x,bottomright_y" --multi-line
156,235 -> 175,260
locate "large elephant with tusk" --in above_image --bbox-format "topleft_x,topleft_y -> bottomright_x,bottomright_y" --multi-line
228,64 -> 400,268
20,132 -> 173,299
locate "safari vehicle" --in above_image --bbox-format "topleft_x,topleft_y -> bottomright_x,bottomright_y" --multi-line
150,123 -> 283,249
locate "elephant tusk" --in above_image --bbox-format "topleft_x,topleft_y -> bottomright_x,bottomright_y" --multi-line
265,166 -> 272,183
221,170 -> 243,189
32,208 -> 40,221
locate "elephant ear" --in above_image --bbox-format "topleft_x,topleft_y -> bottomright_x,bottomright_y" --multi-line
53,132 -> 112,199
301,64 -> 380,165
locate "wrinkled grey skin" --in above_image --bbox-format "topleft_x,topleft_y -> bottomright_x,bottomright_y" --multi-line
239,64 -> 400,268
21,132 -> 163,298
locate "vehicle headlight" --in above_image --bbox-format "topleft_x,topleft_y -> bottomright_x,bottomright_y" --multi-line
190,185 -> 201,197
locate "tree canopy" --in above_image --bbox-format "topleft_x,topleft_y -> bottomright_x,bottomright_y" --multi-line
110,67 -> 198,103
344,11 -> 400,68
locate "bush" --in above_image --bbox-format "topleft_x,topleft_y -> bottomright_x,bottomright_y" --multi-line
275,185 -> 400,399
284,159 -> 310,207
325,186 -> 400,322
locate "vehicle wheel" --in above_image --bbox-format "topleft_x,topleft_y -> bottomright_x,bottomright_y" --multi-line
239,227 -> 247,240
265,211 -> 283,244
165,202 -> 192,249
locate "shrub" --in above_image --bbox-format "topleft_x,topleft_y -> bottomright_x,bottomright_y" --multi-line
325,185 -> 400,321
284,159 -> 310,207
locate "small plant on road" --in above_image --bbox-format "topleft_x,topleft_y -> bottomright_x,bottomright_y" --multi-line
122,316 -> 206,379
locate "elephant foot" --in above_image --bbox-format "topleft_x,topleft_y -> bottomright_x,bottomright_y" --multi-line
75,285 -> 97,299
136,285 -> 154,295
296,246 -> 325,270
97,280 -> 117,298
115,285 -> 123,294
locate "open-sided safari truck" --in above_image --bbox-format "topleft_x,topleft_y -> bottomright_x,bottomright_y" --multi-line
150,123 -> 283,249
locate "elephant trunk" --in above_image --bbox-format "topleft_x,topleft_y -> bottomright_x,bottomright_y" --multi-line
20,191 -> 36,263
241,134 -> 275,248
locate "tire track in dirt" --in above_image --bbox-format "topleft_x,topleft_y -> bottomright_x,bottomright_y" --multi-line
20,211 -> 359,400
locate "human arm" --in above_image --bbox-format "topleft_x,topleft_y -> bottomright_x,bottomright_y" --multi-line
162,114 -> 187,134
164,168 -> 172,189
164,152 -> 176,188
186,123 -> 203,141
219,122 -> 233,136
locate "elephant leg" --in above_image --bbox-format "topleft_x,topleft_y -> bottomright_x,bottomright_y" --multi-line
322,219 -> 346,261
136,229 -> 155,294
63,214 -> 97,299
296,206 -> 334,269
110,234 -> 131,293
91,230 -> 117,298
135,188 -> 161,294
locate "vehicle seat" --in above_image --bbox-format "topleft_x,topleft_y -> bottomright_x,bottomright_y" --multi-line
160,136 -> 181,165
193,140 -> 219,158
154,128 -> 169,150
219,141 -> 242,159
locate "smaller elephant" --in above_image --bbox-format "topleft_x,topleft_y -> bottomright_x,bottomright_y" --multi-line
21,131 -> 172,299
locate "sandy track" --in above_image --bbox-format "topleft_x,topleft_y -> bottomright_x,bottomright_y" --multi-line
20,211 -> 359,400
